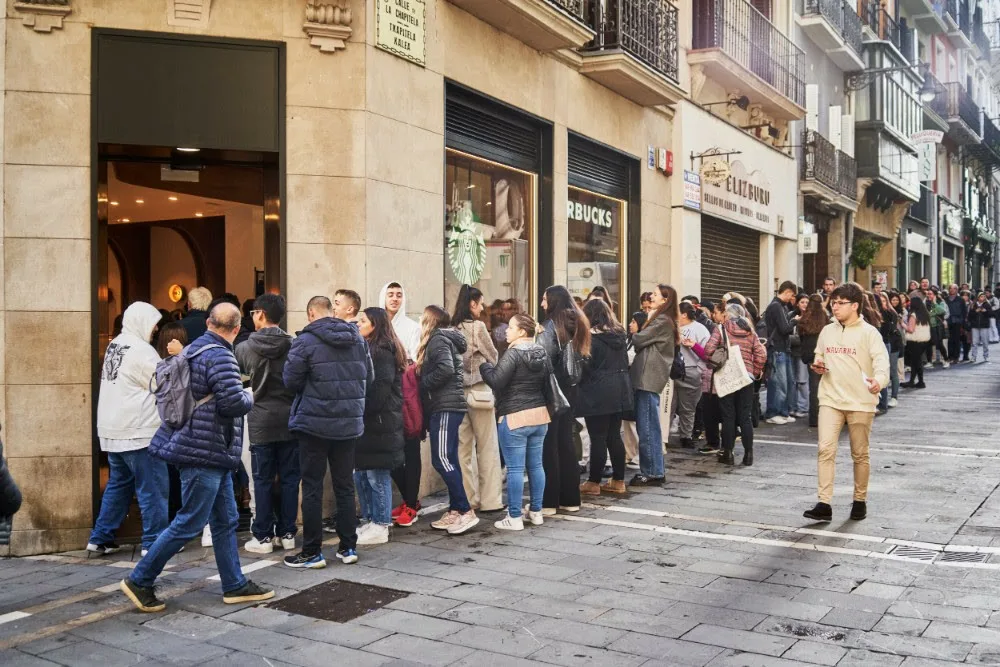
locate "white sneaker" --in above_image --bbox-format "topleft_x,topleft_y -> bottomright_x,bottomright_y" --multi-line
494,514 -> 524,531
943,360 -> 951,368
559,505 -> 580,512
541,507 -> 557,516
431,511 -> 460,530
888,398 -> 898,408
447,511 -> 479,535
244,536 -> 274,554
280,533 -> 296,551
626,458 -> 640,470
766,416 -> 788,425
523,505 -> 544,526
924,363 -> 933,369
201,525 -> 213,547
357,523 -> 389,546
784,416 -> 796,423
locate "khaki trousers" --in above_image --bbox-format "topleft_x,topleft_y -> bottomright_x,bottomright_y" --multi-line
623,420 -> 639,461
817,405 -> 873,504
458,385 -> 503,511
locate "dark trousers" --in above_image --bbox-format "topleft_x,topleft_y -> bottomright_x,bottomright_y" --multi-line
299,434 -> 357,554
585,413 -> 625,483
808,369 -> 820,427
948,323 -> 963,361
693,397 -> 705,437
905,342 -> 928,384
391,437 -> 422,508
720,384 -> 754,453
702,394 -> 721,446
543,411 -> 581,509
928,325 -> 948,362
249,440 -> 300,541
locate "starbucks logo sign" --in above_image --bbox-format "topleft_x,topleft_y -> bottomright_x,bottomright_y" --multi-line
447,201 -> 486,285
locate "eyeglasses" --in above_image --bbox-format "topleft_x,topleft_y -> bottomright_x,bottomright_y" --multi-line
830,300 -> 853,307
250,309 -> 263,315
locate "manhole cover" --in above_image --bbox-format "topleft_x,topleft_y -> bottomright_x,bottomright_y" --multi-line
938,551 -> 990,563
887,545 -> 937,562
267,579 -> 409,623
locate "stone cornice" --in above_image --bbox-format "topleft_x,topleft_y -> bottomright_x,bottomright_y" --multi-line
304,0 -> 353,54
13,0 -> 71,33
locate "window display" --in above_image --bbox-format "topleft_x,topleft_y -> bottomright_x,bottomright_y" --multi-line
567,186 -> 626,317
445,148 -> 536,328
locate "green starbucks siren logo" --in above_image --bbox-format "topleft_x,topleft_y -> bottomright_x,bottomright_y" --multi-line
447,202 -> 486,285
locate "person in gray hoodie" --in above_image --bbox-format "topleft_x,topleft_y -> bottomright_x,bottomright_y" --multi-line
235,293 -> 300,555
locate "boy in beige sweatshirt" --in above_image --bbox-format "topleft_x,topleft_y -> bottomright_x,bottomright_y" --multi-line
804,283 -> 889,522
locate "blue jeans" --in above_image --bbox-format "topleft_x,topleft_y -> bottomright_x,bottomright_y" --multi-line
635,390 -> 664,477
498,419 -> 547,518
249,440 -> 300,541
354,469 -> 393,525
90,449 -> 169,550
131,466 -> 246,593
765,351 -> 793,418
429,411 -> 471,513
878,347 -> 900,409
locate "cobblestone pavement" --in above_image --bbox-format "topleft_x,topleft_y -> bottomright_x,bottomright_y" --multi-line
2,358 -> 1000,666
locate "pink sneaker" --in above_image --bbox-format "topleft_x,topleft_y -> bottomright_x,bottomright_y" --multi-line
447,511 -> 480,535
430,510 -> 460,530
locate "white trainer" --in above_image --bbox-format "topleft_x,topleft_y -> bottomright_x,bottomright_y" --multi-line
888,398 -> 898,408
447,511 -> 479,535
943,360 -> 951,368
280,534 -> 296,550
494,514 -> 524,531
523,506 -> 544,526
201,525 -> 213,547
244,536 -> 274,554
357,523 -> 389,546
766,416 -> 788,425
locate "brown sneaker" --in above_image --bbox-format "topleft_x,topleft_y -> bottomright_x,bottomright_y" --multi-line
600,480 -> 627,494
579,481 -> 601,496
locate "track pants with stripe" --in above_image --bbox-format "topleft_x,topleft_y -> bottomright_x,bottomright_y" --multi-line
429,411 -> 471,514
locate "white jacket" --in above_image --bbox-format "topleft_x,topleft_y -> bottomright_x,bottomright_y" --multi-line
97,302 -> 163,444
378,281 -> 421,362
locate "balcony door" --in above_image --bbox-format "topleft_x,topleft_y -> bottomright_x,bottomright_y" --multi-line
750,0 -> 770,19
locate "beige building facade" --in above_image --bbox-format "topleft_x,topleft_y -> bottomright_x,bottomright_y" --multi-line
0,0 -> 681,555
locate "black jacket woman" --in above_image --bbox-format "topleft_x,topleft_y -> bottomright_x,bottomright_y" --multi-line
576,299 -> 633,495
417,306 -> 478,535
797,294 -> 828,428
538,285 -> 591,514
354,308 -> 406,545
876,293 -> 901,411
480,312 -> 552,531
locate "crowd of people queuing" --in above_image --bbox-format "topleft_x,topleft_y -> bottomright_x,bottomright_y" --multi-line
68,272 -> 997,613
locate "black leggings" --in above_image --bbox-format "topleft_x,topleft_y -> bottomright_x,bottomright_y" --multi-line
720,384 -> 754,453
905,341 -> 927,384
927,325 -> 948,362
391,437 -> 422,508
543,411 -> 581,509
585,413 -> 625,483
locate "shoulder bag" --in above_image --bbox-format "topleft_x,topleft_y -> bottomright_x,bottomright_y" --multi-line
542,357 -> 571,417
706,328 -> 730,372
669,350 -> 686,381
561,341 -> 583,387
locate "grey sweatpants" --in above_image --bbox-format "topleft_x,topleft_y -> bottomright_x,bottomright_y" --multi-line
671,367 -> 703,440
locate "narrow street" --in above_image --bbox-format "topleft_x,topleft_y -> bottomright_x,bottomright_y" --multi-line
2,359 -> 1000,667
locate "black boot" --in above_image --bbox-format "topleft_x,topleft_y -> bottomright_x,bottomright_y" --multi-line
803,502 -> 833,521
719,450 -> 735,465
742,447 -> 753,467
850,501 -> 867,520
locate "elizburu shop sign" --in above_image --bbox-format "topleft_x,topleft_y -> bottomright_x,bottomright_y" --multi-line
701,160 -> 774,231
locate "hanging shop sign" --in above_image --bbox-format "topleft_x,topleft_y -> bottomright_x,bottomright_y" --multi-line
798,234 -> 818,254
943,206 -> 963,240
700,159 -> 730,185
683,171 -> 701,211
910,130 -> 942,183
701,160 -> 774,231
375,0 -> 426,67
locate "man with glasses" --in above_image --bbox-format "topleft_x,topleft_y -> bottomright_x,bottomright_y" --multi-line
804,283 -> 889,523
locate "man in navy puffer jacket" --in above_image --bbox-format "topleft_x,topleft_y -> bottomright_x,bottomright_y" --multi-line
122,303 -> 274,613
283,295 -> 374,569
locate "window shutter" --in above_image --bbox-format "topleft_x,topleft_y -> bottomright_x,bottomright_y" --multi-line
828,105 -> 842,151
806,85 -> 819,132
840,113 -> 855,157
750,0 -> 770,19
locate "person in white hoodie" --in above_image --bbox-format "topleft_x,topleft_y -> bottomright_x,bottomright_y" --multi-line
379,282 -> 421,362
88,302 -> 170,556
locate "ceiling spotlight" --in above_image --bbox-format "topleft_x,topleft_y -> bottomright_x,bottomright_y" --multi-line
195,212 -> 204,217
110,201 -> 119,206
121,218 -> 130,223
135,199 -> 145,204
168,196 -> 178,201
176,147 -> 200,153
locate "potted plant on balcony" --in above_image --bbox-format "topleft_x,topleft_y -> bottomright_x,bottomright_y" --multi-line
849,236 -> 883,270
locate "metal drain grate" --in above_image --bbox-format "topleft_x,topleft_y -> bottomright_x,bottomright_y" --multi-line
937,551 -> 990,564
887,545 -> 938,562
267,579 -> 409,622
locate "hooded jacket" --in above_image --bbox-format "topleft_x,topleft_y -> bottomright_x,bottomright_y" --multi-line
378,282 -> 421,362
235,326 -> 295,444
356,341 -> 405,470
283,317 -> 375,440
480,341 -> 551,417
813,316 -> 890,413
419,329 -> 468,414
149,331 -> 253,470
97,302 -> 163,447
574,331 -> 633,418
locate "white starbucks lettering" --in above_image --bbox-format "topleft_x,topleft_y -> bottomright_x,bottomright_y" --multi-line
567,201 -> 613,228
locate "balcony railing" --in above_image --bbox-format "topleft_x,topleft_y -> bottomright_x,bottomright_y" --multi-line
910,185 -> 933,223
804,0 -> 863,55
860,2 -> 901,52
946,0 -> 971,35
945,82 -> 982,136
983,115 -> 1000,159
584,0 -> 679,83
837,150 -> 857,200
692,0 -> 805,106
923,68 -> 949,119
803,130 -> 838,191
548,0 -> 586,18
973,9 -> 991,60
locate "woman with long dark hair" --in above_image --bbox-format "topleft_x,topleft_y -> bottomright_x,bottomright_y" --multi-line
877,292 -> 902,411
797,295 -> 828,428
538,285 -> 591,514
901,296 -> 931,389
577,300 -> 632,495
417,305 -> 478,534
628,284 -> 678,486
451,285 -> 502,513
586,286 -> 615,312
354,308 -> 406,545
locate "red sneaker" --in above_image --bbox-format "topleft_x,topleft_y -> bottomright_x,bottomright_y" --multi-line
391,503 -> 406,519
395,505 -> 418,527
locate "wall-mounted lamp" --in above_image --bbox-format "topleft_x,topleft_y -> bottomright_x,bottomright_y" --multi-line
701,95 -> 750,112
845,62 -> 937,102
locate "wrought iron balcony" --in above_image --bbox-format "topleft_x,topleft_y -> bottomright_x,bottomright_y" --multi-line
801,0 -> 864,70
803,130 -> 838,192
969,114 -> 1000,166
922,68 -> 949,124
859,2 -> 902,54
837,150 -> 857,200
944,0 -> 973,48
691,0 -> 806,119
577,0 -> 683,106
973,8 -> 991,61
445,0 -> 594,52
944,81 -> 982,144
801,130 -> 858,207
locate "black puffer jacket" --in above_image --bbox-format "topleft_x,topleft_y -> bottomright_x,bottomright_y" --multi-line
0,438 -> 21,546
180,309 -> 208,344
969,300 -> 994,328
480,341 -> 550,417
419,329 -> 468,415
356,342 -> 404,470
235,327 -> 295,444
574,331 -> 633,418
539,315 -> 582,402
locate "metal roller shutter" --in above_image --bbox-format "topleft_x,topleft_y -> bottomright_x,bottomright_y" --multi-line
701,217 -> 761,307
445,85 -> 541,172
568,134 -> 630,200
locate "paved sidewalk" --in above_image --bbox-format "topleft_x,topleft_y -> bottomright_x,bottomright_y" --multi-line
1,357 -> 1000,666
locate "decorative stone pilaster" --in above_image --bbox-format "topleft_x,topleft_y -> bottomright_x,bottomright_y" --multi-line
13,0 -> 72,33
167,0 -> 212,29
303,0 -> 353,54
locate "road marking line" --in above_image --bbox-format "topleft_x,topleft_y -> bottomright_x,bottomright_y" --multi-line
418,502 -> 449,516
207,558 -> 277,581
93,583 -> 121,594
0,612 -> 31,626
753,438 -> 998,458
